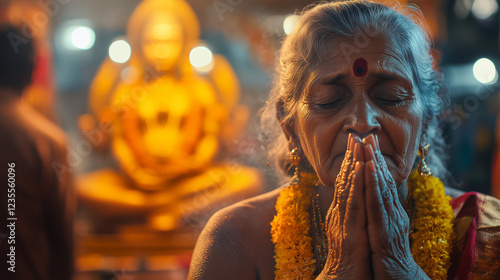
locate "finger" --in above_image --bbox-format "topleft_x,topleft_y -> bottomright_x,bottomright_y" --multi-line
354,136 -> 365,162
372,135 -> 395,187
337,142 -> 362,225
362,134 -> 376,160
345,142 -> 363,196
365,160 -> 387,227
334,134 -> 361,203
374,154 -> 395,216
368,139 -> 408,230
335,133 -> 355,186
370,141 -> 410,242
333,133 -> 354,206
345,161 -> 366,234
331,134 -> 357,230
370,135 -> 400,208
364,135 -> 376,163
365,141 -> 395,216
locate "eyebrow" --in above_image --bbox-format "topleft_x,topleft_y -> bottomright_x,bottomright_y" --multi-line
320,71 -> 410,85
370,72 -> 398,80
322,74 -> 347,85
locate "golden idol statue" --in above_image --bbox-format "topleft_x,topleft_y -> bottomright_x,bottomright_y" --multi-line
77,0 -> 262,232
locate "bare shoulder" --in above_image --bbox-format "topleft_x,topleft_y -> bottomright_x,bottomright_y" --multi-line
219,186 -> 283,226
188,187 -> 283,280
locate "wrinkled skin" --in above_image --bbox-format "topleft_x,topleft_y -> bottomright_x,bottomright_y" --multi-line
284,35 -> 431,279
314,134 -> 429,279
188,34 -> 437,280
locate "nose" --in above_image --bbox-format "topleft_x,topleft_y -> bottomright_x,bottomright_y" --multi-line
343,99 -> 381,138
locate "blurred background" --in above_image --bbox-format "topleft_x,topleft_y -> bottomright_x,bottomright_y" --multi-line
1,0 -> 500,279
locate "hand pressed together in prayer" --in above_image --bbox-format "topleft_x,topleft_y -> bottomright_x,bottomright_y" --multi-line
318,133 -> 429,280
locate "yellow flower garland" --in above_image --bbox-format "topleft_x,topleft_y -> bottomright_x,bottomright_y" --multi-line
271,170 -> 455,280
409,170 -> 456,280
270,172 -> 318,279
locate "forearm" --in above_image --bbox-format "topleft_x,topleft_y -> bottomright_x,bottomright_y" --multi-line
410,265 -> 431,280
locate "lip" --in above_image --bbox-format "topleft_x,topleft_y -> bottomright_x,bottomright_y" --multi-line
334,152 -> 346,161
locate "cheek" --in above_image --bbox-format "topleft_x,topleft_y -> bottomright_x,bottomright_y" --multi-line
388,103 -> 423,183
296,107 -> 344,186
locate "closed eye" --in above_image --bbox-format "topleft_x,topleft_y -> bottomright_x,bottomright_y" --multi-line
377,98 -> 406,107
315,99 -> 345,110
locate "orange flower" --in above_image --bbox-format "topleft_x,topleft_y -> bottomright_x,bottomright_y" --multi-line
271,170 -> 455,280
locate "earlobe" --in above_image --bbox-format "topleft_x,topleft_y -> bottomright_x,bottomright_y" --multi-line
283,121 -> 298,151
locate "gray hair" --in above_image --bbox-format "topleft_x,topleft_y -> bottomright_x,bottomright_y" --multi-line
260,0 -> 449,184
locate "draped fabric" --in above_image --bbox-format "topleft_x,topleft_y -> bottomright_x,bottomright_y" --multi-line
447,192 -> 500,280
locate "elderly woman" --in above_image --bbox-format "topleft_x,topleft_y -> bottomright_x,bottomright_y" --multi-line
188,1 -> 500,279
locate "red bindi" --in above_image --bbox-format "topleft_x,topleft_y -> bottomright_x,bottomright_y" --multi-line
353,58 -> 368,77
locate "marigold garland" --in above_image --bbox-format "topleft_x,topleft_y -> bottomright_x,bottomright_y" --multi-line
270,172 -> 318,279
271,170 -> 455,280
409,170 -> 455,280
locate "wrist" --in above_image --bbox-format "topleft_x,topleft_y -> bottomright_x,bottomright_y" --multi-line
315,272 -> 338,280
315,259 -> 339,279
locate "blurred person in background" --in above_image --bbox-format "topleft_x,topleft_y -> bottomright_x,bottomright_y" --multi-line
0,24 -> 74,280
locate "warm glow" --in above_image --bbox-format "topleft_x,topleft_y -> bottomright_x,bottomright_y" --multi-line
189,46 -> 214,73
78,0 -> 262,239
140,13 -> 185,71
120,66 -> 139,84
150,213 -> 178,231
283,14 -> 300,35
70,26 -> 95,50
473,58 -> 498,84
109,40 -> 132,63
152,23 -> 173,40
153,43 -> 172,59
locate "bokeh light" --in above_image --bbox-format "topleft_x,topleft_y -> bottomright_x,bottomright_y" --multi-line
109,40 -> 132,64
70,26 -> 95,50
189,46 -> 214,73
283,14 -> 300,35
473,58 -> 498,84
471,0 -> 498,20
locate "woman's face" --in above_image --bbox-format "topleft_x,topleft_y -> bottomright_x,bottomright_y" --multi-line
292,34 -> 424,187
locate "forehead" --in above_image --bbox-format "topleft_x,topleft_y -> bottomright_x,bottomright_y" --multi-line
314,34 -> 413,82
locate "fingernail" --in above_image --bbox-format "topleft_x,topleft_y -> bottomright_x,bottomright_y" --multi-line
362,134 -> 372,145
351,135 -> 357,150
355,161 -> 362,171
369,134 -> 376,150
348,133 -> 352,150
368,143 -> 376,161
353,135 -> 360,144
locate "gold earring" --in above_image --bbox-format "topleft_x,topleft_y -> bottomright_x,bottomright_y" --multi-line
418,143 -> 432,176
289,147 -> 302,185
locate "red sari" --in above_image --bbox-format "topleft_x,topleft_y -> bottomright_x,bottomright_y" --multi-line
447,192 -> 500,280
